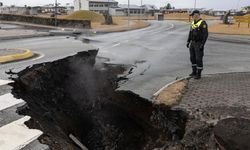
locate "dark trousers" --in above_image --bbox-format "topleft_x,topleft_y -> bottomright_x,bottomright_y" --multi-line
189,41 -> 204,70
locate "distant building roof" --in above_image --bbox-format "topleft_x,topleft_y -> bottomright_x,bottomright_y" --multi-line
142,4 -> 158,10
88,0 -> 117,3
118,4 -> 143,9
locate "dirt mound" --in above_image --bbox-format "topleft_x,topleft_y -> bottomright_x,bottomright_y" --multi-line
9,50 -> 187,150
64,10 -> 105,22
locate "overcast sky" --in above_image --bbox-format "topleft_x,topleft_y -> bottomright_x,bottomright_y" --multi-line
0,0 -> 249,10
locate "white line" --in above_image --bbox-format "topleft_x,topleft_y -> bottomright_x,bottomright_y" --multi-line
0,93 -> 24,111
31,52 -> 45,61
0,116 -> 43,150
0,80 -> 13,86
111,43 -> 121,48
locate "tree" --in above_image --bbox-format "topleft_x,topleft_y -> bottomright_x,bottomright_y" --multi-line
244,6 -> 250,10
165,3 -> 172,9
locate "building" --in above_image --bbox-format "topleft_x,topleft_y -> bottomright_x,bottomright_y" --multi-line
208,10 -> 226,16
160,8 -> 191,14
0,5 -> 71,15
40,5 -> 67,14
0,6 -> 40,15
109,4 -> 145,16
142,4 -> 159,16
74,0 -> 118,14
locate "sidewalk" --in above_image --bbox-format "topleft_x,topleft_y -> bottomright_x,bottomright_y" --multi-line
154,72 -> 250,149
176,72 -> 250,118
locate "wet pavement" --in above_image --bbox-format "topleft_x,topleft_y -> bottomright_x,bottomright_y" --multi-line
81,20 -> 250,98
0,20 -> 250,149
1,20 -> 250,99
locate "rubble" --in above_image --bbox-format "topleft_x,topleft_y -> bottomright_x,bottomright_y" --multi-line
214,118 -> 250,150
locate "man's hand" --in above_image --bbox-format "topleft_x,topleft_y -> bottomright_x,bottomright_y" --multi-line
199,44 -> 204,50
186,42 -> 190,48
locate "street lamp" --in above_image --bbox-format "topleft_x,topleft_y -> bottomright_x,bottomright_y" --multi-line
140,0 -> 143,21
108,0 -> 110,16
236,0 -> 241,10
128,0 -> 130,28
55,0 -> 58,26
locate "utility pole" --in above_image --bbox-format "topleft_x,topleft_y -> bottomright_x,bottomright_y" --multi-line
236,0 -> 241,10
128,0 -> 130,28
194,0 -> 197,9
108,0 -> 110,16
55,0 -> 58,26
140,0 -> 143,21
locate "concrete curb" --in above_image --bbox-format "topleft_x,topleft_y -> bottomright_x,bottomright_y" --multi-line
0,33 -> 51,41
95,22 -> 151,34
208,34 -> 250,44
2,20 -> 151,35
153,76 -> 190,98
0,48 -> 34,63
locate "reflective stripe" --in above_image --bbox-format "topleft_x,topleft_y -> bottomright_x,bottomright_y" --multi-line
192,20 -> 203,29
192,64 -> 197,66
197,67 -> 203,69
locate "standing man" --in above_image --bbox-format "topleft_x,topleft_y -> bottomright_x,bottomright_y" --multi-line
186,10 -> 208,79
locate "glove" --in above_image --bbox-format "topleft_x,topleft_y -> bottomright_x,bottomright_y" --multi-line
199,44 -> 204,50
186,42 -> 190,48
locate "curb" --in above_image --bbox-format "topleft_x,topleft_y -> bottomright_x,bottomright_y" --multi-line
0,48 -> 34,63
94,22 -> 151,34
0,33 -> 51,41
152,76 -> 190,98
208,36 -> 250,44
2,20 -> 151,35
208,34 -> 250,44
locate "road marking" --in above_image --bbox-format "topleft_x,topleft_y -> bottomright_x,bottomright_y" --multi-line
0,80 -> 13,86
111,43 -> 121,48
31,52 -> 45,61
0,93 -> 24,111
0,116 -> 43,150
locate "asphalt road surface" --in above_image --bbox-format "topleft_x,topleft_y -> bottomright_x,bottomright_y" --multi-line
1,20 -> 250,99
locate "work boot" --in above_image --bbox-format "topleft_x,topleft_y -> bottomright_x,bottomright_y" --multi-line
194,69 -> 202,80
189,67 -> 197,77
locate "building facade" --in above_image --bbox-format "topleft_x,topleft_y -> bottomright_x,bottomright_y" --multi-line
109,4 -> 145,16
74,0 -> 118,14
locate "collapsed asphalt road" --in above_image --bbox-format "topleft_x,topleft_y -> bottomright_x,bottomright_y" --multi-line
9,50 -> 188,150
7,49 -> 250,150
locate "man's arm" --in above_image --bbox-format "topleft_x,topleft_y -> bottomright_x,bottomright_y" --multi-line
186,27 -> 192,48
187,27 -> 192,43
201,21 -> 208,45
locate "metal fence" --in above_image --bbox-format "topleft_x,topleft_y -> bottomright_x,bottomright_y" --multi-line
234,16 -> 250,28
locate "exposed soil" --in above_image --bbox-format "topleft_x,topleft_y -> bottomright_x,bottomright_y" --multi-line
155,79 -> 188,107
9,50 -> 188,150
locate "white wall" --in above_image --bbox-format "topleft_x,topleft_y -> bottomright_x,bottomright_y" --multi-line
74,0 -> 89,11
